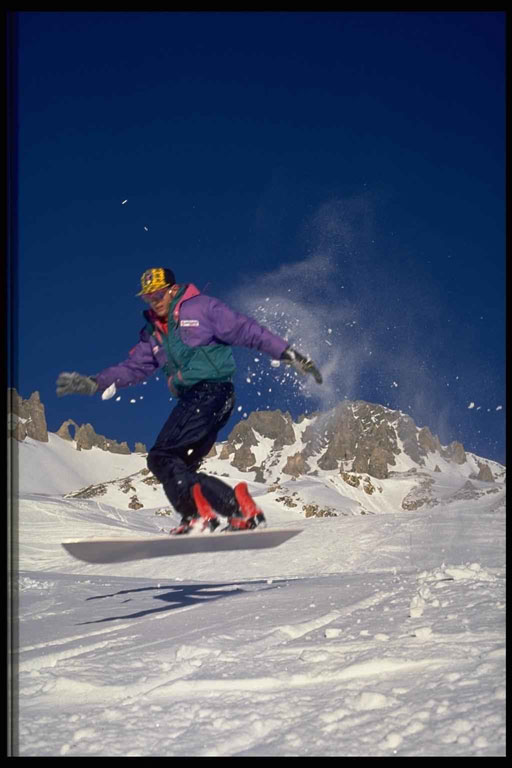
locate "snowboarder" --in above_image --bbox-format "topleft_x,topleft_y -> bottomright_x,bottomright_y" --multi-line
56,267 -> 322,534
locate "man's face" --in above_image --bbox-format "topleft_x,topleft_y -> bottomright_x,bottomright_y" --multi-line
142,286 -> 174,318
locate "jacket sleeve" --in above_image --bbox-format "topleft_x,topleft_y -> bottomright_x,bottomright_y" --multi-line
94,332 -> 163,392
207,297 -> 289,360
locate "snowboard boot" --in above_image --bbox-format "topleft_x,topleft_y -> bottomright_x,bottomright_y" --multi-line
169,484 -> 220,535
225,482 -> 266,531
191,483 -> 221,532
169,516 -> 200,536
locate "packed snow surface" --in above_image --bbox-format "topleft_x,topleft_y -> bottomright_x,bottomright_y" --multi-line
13,436 -> 505,756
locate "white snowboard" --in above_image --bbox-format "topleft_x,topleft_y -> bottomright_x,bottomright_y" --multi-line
62,528 -> 303,564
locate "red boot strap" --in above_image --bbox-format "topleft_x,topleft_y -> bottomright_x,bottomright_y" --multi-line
234,482 -> 261,519
191,483 -> 218,522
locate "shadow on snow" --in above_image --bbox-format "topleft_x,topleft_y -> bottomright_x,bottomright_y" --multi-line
77,580 -> 286,625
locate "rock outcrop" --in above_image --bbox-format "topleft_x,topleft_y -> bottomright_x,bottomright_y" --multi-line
221,409 -> 297,472
73,423 -> 131,454
282,452 -> 310,478
244,410 -> 296,449
56,419 -> 78,441
475,462 -> 494,483
8,389 -> 142,455
55,418 -> 131,454
442,441 -> 466,465
8,389 -> 48,442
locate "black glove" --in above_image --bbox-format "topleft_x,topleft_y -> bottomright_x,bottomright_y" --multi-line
281,347 -> 323,384
56,372 -> 98,397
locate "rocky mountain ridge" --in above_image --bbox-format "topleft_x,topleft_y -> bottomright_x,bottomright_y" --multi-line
8,389 -> 146,455
58,397 -> 504,521
211,400 -> 495,483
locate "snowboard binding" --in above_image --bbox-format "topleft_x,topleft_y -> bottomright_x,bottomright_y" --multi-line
169,482 -> 266,535
223,482 -> 266,531
169,484 -> 221,535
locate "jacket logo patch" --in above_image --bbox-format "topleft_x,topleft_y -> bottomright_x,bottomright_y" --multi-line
180,320 -> 200,327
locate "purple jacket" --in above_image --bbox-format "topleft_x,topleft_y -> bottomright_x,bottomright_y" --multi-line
95,284 -> 289,394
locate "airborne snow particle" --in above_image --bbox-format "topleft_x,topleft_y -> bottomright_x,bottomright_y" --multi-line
121,200 -> 128,205
130,399 -> 136,404
496,405 -> 503,411
246,377 -> 251,384
237,406 -> 243,412
144,226 -> 149,231
115,396 -> 121,402
468,402 -> 475,409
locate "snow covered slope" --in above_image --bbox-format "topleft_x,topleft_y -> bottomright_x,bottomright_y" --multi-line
12,429 -> 506,756
36,430 -> 505,529
13,434 -> 148,496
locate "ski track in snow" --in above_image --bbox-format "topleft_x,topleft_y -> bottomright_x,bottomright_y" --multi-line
13,441 -> 506,756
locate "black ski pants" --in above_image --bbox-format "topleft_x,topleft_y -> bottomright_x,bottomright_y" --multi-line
147,381 -> 237,520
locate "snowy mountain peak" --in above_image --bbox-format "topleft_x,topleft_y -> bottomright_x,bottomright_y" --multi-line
19,397 -> 504,525
214,399 -> 478,484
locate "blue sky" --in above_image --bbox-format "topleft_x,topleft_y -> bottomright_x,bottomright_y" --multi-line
11,11 -> 505,463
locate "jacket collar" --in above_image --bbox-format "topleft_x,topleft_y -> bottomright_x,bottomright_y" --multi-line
143,284 -> 201,328
170,283 -> 200,324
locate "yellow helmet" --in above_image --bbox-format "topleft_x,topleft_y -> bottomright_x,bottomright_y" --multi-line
137,267 -> 176,296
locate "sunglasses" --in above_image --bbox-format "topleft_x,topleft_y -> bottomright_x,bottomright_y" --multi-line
141,288 -> 170,304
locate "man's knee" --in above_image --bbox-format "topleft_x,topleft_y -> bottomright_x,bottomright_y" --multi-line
147,449 -> 168,480
147,451 -> 192,512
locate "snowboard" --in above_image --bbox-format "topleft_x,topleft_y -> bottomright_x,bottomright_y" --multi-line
62,528 -> 303,564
